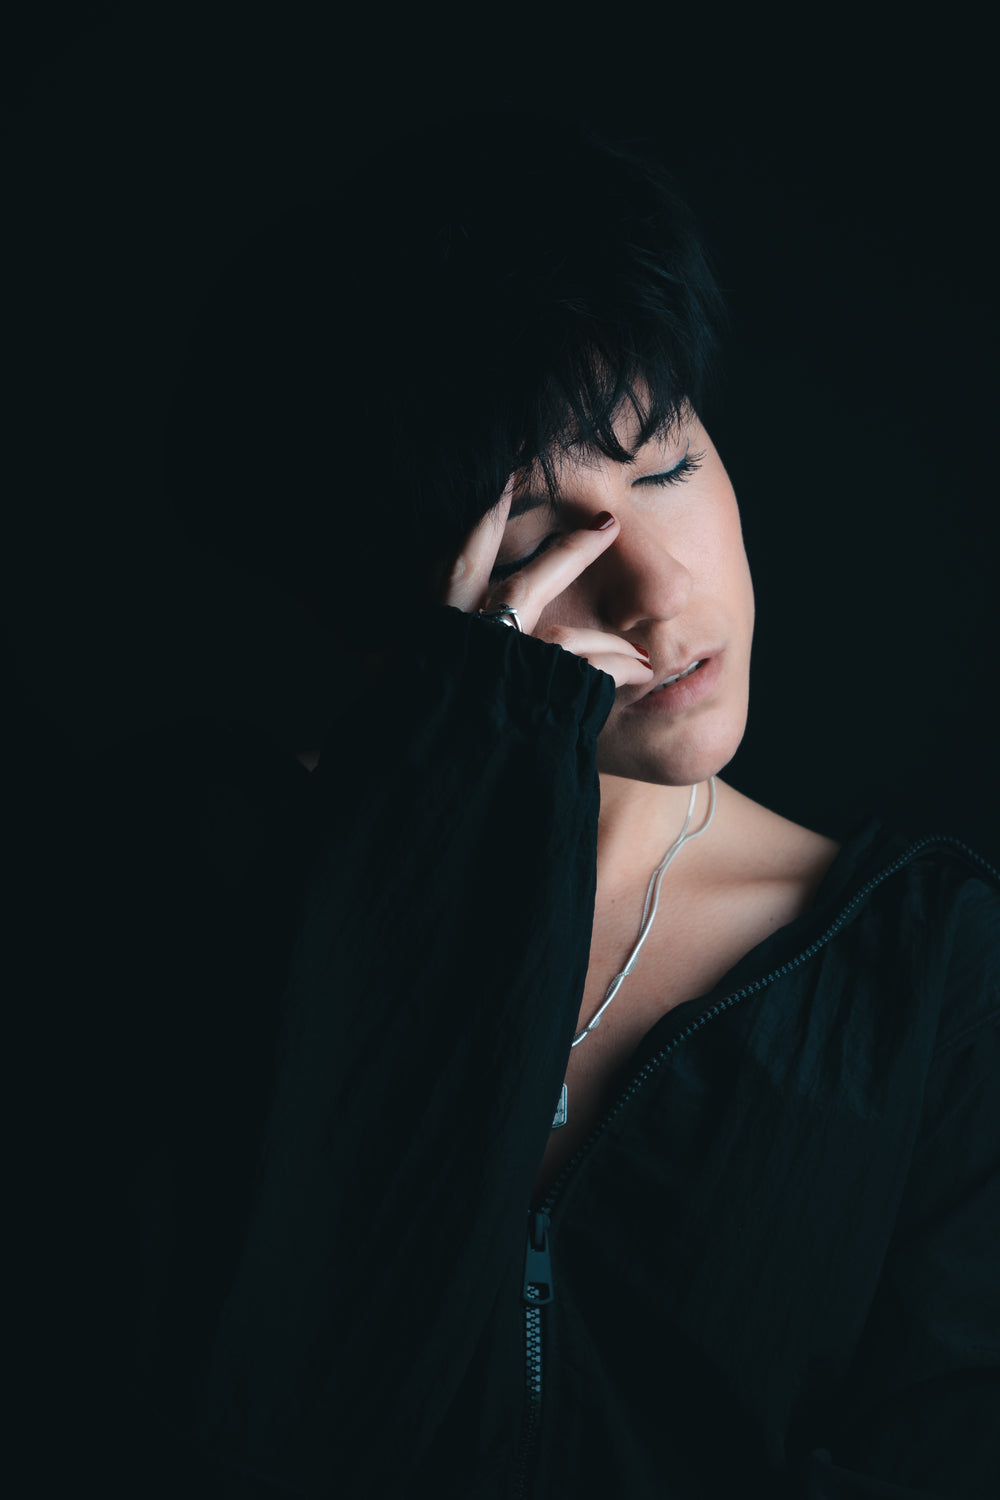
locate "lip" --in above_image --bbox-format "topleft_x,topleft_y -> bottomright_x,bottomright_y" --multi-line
624,650 -> 725,714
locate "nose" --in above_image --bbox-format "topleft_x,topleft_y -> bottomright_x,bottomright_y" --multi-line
588,510 -> 693,634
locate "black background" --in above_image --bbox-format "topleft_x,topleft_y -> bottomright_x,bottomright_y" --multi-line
7,3 -> 999,864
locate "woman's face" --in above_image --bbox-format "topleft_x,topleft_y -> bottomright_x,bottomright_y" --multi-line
495,403 -> 755,788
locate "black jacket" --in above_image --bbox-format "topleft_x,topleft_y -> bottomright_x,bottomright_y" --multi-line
25,604 -> 1000,1499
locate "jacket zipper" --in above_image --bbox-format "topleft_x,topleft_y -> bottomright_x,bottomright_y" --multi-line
511,833 -> 998,1497
514,1211 -> 554,1499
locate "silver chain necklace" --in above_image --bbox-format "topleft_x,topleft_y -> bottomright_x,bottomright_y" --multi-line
551,776 -> 717,1130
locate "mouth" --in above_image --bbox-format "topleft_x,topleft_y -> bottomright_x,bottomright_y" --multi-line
624,650 -> 724,711
653,659 -> 703,689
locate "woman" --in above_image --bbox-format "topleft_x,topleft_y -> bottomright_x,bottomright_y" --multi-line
319,400 -> 842,1208
124,108 -> 1000,1498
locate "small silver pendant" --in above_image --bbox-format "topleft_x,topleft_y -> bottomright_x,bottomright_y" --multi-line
552,1084 -> 568,1129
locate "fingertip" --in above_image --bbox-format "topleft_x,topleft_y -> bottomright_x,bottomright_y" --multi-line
588,511 -> 617,532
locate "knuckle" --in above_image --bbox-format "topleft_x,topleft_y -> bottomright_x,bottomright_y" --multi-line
491,571 -> 530,605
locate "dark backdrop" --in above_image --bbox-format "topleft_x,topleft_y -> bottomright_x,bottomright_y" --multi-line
7,3 -> 998,865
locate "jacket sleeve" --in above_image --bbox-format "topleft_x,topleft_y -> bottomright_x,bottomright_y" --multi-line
801,873 -> 1000,1499
118,603 -> 616,1496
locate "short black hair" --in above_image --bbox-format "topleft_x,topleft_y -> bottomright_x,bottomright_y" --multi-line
162,105 -> 729,634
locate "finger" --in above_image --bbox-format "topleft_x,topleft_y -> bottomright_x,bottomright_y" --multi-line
441,482 -> 514,613
480,513 -> 622,634
540,625 -> 653,669
567,650 -> 656,691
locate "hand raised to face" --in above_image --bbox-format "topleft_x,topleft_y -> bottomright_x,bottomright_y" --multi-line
436,481 -> 655,690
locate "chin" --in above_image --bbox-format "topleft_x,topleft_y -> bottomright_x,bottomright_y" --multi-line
595,707 -> 749,789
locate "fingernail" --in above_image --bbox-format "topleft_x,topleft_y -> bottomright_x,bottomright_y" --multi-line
589,511 -> 616,530
633,644 -> 650,659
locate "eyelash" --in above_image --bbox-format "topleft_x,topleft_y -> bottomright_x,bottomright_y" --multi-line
489,449 -> 707,582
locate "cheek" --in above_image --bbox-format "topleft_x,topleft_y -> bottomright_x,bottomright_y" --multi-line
708,492 -> 752,591
730,544 -> 755,641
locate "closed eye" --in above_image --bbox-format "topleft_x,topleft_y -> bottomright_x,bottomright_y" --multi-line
637,448 -> 706,488
489,448 -> 707,582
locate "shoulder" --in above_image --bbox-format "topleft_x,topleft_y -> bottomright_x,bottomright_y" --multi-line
710,784 -> 1000,1045
709,780 -> 842,906
900,835 -> 1000,1048
814,812 -> 1000,1050
714,780 -> 1000,929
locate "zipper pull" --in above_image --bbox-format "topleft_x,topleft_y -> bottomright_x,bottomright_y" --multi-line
523,1210 -> 554,1306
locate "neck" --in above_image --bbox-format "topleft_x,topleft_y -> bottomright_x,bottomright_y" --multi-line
595,774 -> 714,899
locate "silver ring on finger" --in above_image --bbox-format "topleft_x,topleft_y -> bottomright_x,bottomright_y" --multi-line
476,604 -> 523,632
